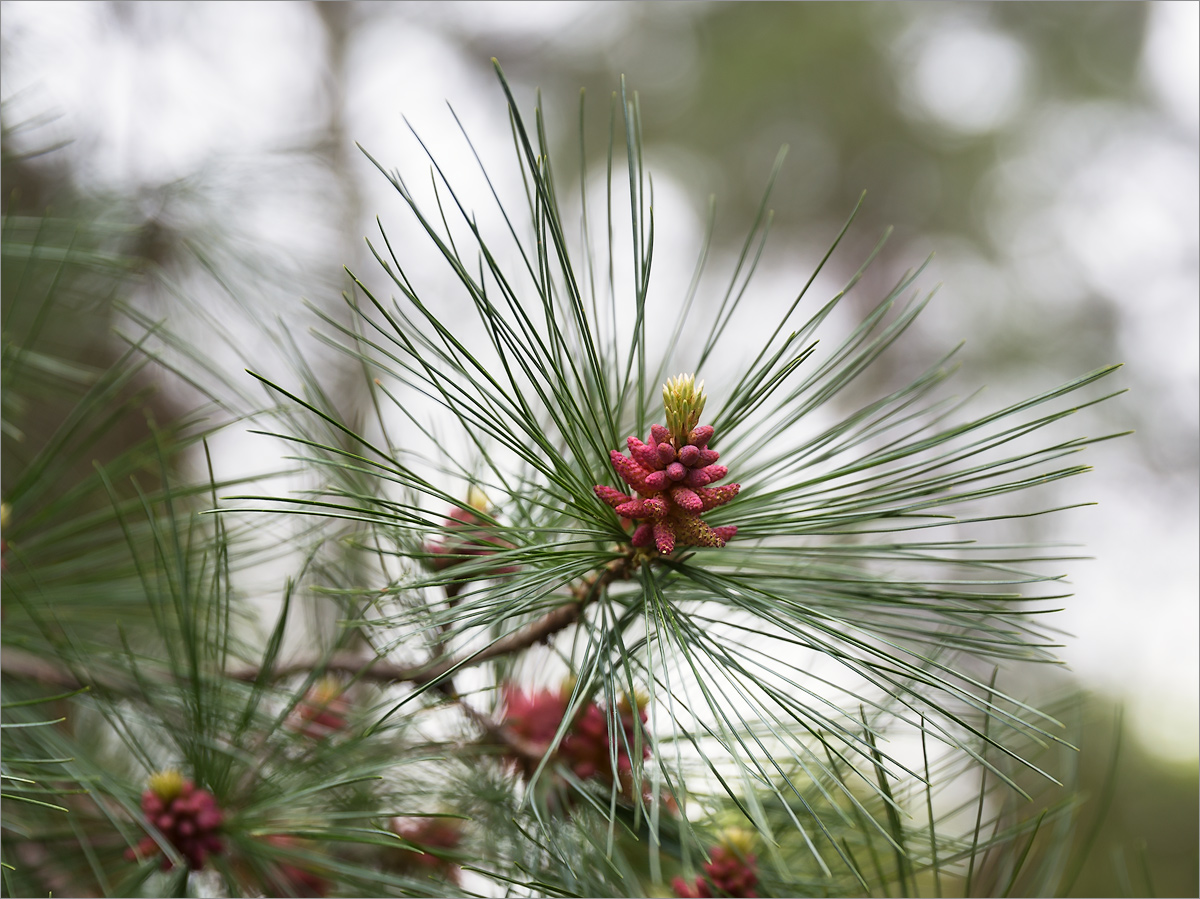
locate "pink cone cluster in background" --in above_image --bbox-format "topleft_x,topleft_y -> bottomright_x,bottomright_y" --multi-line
501,685 -> 650,790
671,842 -> 761,898
423,489 -> 517,598
289,678 -> 350,739
425,505 -> 516,571
260,835 -> 329,898
595,422 -> 739,554
391,817 -> 464,881
125,771 -> 223,870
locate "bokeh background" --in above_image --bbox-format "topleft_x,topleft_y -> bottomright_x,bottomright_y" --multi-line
3,2 -> 1196,894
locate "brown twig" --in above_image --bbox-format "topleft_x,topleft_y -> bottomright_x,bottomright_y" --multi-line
1,650 -> 90,690
2,554 -> 639,693
239,554 -> 633,686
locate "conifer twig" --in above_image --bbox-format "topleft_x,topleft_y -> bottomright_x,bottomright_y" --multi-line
1,556 -> 637,691
248,553 -> 634,686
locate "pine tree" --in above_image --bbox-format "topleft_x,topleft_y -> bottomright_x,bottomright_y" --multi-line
2,62 -> 1126,898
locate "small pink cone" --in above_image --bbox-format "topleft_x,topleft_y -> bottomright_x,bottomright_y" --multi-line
611,451 -> 654,493
687,464 -> 728,488
643,497 -> 669,518
632,523 -> 654,547
697,483 -> 740,511
674,516 -> 725,548
594,485 -> 630,508
615,499 -> 651,519
630,439 -> 663,470
643,470 -> 670,491
670,486 -> 703,513
653,520 -> 676,554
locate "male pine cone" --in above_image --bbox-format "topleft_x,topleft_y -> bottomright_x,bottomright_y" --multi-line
595,375 -> 739,554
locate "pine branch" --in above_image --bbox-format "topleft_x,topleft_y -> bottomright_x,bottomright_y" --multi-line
3,56 -> 1130,899
233,598 -> 583,688
2,556 -> 637,692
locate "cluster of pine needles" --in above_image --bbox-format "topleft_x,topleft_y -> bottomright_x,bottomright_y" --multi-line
1,62 -> 1127,898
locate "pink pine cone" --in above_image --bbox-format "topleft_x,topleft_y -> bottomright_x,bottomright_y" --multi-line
670,845 -> 760,898
704,846 -> 760,897
500,684 -> 651,795
595,485 -> 630,507
631,522 -> 654,547
560,697 -> 650,788
125,779 -> 224,871
502,686 -> 570,757
289,681 -> 350,739
261,835 -> 330,898
595,419 -> 739,554
392,818 -> 464,882
423,504 -> 518,581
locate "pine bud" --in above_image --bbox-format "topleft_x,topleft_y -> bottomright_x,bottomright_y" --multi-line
595,379 -> 739,554
148,769 -> 185,803
670,830 -> 761,898
500,683 -> 651,796
560,693 -> 650,789
663,374 -> 707,447
422,489 -> 517,595
500,685 -> 570,776
290,678 -> 350,739
126,772 -> 224,871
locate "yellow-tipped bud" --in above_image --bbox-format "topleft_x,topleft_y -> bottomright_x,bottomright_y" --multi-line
467,485 -> 490,513
617,688 -> 650,715
148,769 -> 186,802
1,503 -> 9,530
717,826 -> 757,858
311,677 -> 343,706
662,374 -> 706,447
